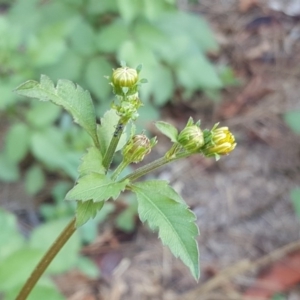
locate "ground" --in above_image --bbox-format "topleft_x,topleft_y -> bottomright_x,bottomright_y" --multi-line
2,0 -> 300,299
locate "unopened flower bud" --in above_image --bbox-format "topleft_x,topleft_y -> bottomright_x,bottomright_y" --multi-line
178,125 -> 204,153
202,125 -> 236,158
112,67 -> 138,96
123,134 -> 154,163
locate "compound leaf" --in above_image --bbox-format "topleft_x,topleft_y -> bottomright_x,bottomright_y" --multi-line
66,173 -> 128,202
131,180 -> 199,280
15,75 -> 99,147
78,146 -> 105,177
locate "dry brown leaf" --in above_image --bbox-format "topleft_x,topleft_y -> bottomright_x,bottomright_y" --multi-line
244,251 -> 300,298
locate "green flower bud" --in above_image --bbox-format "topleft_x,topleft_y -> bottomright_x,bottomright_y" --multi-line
178,125 -> 204,153
202,125 -> 236,158
122,134 -> 154,163
112,67 -> 138,96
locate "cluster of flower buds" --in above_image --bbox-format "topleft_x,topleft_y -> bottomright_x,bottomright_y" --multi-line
174,119 -> 236,159
110,64 -> 146,122
109,64 -> 236,162
122,134 -> 157,164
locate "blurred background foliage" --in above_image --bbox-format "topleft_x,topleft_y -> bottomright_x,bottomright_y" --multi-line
0,0 -> 235,190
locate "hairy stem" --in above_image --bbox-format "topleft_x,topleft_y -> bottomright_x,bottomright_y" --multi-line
15,217 -> 76,300
121,152 -> 190,183
111,160 -> 129,181
102,120 -> 125,170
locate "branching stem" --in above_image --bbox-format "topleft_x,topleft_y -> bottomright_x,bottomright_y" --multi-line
120,152 -> 190,183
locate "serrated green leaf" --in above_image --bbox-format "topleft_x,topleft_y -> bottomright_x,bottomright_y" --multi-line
4,123 -> 30,163
15,75 -> 99,147
284,111 -> 300,134
75,200 -> 104,227
131,180 -> 199,279
79,202 -> 114,243
66,173 -> 128,202
155,121 -> 178,142
97,109 -> 127,156
78,147 -> 105,177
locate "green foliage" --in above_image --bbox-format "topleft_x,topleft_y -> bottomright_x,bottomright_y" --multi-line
131,180 -> 199,279
39,181 -> 114,244
15,75 -> 99,147
0,209 -> 82,300
284,111 -> 300,134
4,123 -> 30,163
290,187 -> 300,219
0,207 -> 103,299
115,196 -> 138,233
29,218 -> 81,274
78,147 -> 106,176
78,203 -> 114,244
76,200 -> 104,227
66,173 -> 128,202
271,294 -> 286,300
0,0 -> 231,202
25,164 -> 46,195
15,73 -> 203,281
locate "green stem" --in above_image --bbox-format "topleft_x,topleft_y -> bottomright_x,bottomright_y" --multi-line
111,160 -> 129,181
102,120 -> 125,170
15,217 -> 76,300
120,152 -> 190,183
